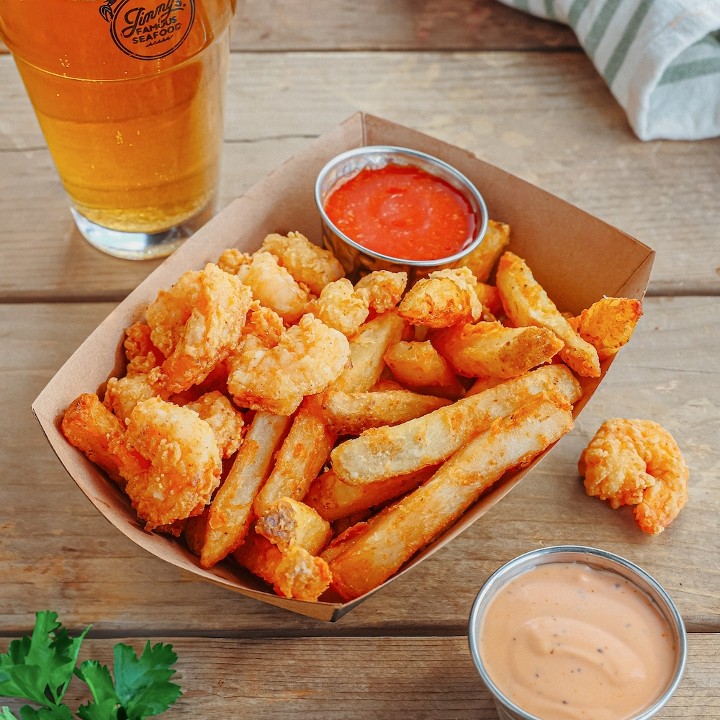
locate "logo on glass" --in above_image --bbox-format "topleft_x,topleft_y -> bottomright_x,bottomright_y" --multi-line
99,0 -> 196,60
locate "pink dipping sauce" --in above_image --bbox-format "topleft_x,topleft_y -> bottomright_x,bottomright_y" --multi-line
479,562 -> 677,720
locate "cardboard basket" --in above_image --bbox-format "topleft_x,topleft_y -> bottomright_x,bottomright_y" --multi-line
32,113 -> 654,621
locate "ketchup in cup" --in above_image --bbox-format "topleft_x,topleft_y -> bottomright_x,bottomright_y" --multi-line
315,146 -> 488,275
323,162 -> 476,262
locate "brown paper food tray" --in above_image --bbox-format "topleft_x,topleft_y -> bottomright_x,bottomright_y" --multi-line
32,112 -> 654,622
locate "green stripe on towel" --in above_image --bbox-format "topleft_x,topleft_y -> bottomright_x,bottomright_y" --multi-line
602,0 -> 654,86
659,57 -> 720,85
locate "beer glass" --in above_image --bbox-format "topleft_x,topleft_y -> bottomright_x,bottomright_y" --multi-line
0,0 -> 235,259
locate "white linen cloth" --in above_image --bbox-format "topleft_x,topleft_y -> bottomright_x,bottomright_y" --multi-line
498,0 -> 720,140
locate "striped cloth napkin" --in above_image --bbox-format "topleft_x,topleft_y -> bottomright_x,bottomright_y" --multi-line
498,0 -> 720,140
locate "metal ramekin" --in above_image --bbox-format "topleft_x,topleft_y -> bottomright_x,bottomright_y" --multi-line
468,545 -> 687,720
314,145 -> 489,281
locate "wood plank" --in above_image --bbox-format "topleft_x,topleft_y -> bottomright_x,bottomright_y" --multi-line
1,51 -> 718,300
0,1 -> 578,55
1,297 -> 717,634
1,635 -> 718,719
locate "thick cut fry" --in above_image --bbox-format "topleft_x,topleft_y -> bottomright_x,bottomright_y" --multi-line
227,314 -> 351,416
255,497 -> 332,554
496,252 -> 601,378
200,411 -> 291,568
568,296 -> 643,361
61,392 -> 126,486
458,219 -> 510,282
397,267 -> 482,328
304,466 -> 436,522
261,231 -> 345,295
384,340 -> 465,399
321,388 -> 451,435
234,532 -> 332,601
326,395 -> 574,600
431,321 -> 563,379
331,364 -> 582,485
252,398 -> 337,518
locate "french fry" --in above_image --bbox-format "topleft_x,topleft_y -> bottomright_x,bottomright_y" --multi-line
331,364 -> 582,485
384,340 -> 465,399
431,321 -> 563,379
496,251 -> 601,378
326,394 -> 574,600
252,312 -> 407,515
255,497 -> 332,554
321,388 -> 450,435
304,466 -> 437,522
233,532 -> 332,601
397,267 -> 482,328
200,411 -> 292,568
457,219 -> 510,282
568,296 -> 643,361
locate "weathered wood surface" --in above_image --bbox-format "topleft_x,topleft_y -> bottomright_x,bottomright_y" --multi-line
1,297 -> 717,635
1,2 -> 718,716
1,51 -> 719,300
2,635 -> 718,719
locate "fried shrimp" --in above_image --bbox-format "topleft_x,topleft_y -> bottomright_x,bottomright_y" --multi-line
145,263 -> 253,395
123,321 -> 165,376
227,314 -> 351,416
185,391 -> 245,458
579,418 -> 689,535
397,266 -> 482,328
261,231 -> 345,295
116,397 -> 223,532
103,368 -> 166,423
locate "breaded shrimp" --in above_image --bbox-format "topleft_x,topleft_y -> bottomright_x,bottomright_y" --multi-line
579,418 -> 689,535
227,314 -> 351,416
306,278 -> 370,337
261,231 -> 345,295
234,251 -> 312,323
397,266 -> 482,328
116,397 -> 223,532
124,321 -> 165,376
61,393 -> 126,486
103,368 -> 166,423
145,263 -> 253,394
354,270 -> 408,314
185,391 -> 245,458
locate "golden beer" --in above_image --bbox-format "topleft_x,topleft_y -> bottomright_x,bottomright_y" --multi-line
0,0 -> 234,258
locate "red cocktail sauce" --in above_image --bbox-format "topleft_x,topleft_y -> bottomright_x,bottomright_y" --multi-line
323,163 -> 476,261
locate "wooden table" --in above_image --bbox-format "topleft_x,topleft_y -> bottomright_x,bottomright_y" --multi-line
1,2 -> 718,717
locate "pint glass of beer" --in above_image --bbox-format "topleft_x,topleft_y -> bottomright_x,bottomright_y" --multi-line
0,0 -> 234,259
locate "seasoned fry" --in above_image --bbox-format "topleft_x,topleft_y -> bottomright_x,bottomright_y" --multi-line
568,296 -> 643,361
233,532 -> 332,601
227,314 -> 351,416
321,388 -> 450,435
384,340 -> 465,399
397,267 -> 482,328
496,251 -> 601,378
331,364 -> 582,485
252,397 -> 337,518
261,231 -> 345,295
305,466 -> 436,522
458,219 -> 510,282
200,411 -> 291,568
255,497 -> 332,554
431,321 -> 563,379
327,394 -> 574,600
61,392 -> 126,486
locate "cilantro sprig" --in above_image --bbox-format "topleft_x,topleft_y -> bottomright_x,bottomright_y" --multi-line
0,612 -> 181,720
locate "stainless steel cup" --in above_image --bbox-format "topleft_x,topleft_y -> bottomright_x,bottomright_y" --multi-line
468,545 -> 687,720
